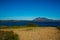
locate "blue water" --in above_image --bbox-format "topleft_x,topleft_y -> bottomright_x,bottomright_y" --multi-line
0,21 -> 60,26
34,22 -> 60,26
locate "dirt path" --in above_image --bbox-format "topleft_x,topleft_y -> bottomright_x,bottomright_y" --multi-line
0,27 -> 60,40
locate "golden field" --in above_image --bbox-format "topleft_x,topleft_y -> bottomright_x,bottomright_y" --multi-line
0,27 -> 60,40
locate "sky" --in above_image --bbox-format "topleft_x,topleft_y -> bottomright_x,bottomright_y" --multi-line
0,0 -> 60,20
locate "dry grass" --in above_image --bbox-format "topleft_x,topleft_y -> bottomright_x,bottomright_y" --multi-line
0,27 -> 60,40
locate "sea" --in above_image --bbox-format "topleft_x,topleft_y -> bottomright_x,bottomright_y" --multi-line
0,21 -> 60,27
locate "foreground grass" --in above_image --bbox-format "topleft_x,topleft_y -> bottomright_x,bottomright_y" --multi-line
0,26 -> 60,40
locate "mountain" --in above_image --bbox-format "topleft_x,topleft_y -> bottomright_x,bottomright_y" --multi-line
0,17 -> 60,22
33,17 -> 60,22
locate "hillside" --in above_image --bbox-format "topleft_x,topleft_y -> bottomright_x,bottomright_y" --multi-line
0,27 -> 60,40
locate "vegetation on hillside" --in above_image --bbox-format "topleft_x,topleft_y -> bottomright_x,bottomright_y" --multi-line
57,26 -> 60,30
25,23 -> 38,27
0,31 -> 19,40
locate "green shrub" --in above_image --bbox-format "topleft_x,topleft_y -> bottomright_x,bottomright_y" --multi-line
26,23 -> 38,27
0,31 -> 19,40
57,26 -> 60,30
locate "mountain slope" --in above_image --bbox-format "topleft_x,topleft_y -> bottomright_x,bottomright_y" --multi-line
33,17 -> 60,22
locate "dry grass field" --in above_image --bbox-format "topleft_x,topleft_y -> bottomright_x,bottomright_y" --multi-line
0,27 -> 60,40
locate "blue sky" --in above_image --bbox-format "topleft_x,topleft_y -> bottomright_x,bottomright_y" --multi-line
0,0 -> 60,20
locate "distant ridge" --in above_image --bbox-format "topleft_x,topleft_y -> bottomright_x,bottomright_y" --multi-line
0,17 -> 60,22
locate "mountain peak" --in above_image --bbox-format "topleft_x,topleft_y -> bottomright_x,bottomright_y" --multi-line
33,17 -> 53,22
